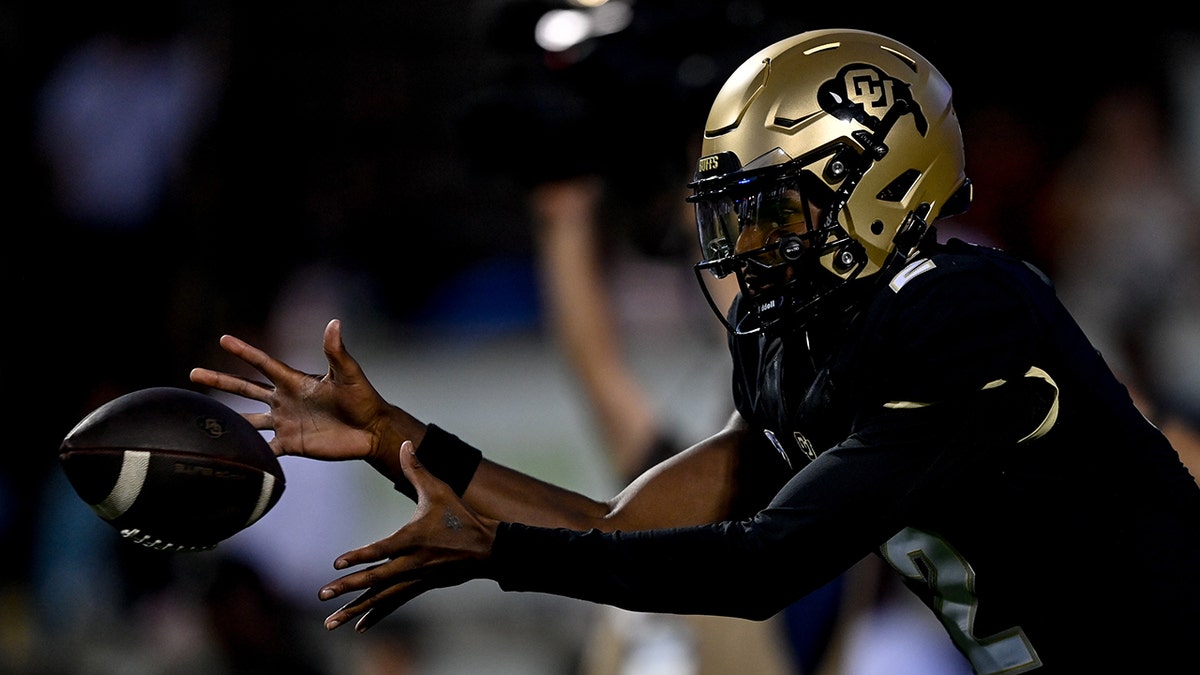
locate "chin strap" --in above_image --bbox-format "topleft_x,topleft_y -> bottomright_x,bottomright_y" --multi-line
890,202 -> 934,260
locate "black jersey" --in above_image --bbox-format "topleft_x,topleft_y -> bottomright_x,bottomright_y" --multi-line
489,239 -> 1200,674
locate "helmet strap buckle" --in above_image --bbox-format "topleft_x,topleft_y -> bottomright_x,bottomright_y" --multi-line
891,203 -> 933,259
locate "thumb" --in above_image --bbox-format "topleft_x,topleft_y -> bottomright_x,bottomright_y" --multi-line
324,318 -> 370,385
399,440 -> 430,498
322,318 -> 343,360
323,318 -> 350,375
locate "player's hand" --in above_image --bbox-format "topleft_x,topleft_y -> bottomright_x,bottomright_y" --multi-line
317,441 -> 498,632
190,318 -> 411,464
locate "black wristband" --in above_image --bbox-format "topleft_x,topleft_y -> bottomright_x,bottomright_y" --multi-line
392,424 -> 483,500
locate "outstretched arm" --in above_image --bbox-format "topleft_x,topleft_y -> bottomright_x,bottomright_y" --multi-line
192,319 -> 764,633
315,423 -> 760,634
467,416 -> 749,531
190,319 -> 751,533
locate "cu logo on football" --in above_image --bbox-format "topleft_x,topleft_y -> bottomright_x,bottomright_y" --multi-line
197,416 -> 227,438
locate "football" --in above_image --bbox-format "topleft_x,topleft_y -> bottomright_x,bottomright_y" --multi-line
59,387 -> 285,552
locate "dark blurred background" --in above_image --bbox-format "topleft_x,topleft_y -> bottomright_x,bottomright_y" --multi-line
4,2 -> 1197,673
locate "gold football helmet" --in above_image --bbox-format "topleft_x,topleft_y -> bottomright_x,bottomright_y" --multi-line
690,29 -> 972,334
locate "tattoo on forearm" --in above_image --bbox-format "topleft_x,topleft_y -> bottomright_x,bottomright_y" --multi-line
444,510 -> 462,531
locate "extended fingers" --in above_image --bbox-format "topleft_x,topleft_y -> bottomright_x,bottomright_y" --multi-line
331,533 -> 402,574
320,562 -> 383,602
192,332 -> 314,404
318,532 -> 413,604
319,558 -> 424,632
324,585 -> 383,631
189,368 -> 273,401
216,333 -> 300,384
324,579 -> 429,632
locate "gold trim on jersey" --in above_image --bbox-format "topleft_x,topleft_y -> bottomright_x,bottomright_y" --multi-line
881,366 -> 1059,442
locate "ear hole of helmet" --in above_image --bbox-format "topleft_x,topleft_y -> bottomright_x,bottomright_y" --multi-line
876,168 -> 922,202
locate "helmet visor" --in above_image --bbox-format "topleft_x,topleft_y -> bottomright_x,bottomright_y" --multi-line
694,171 -> 834,277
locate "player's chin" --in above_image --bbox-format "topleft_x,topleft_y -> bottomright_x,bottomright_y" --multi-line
739,267 -> 771,296
741,273 -> 788,302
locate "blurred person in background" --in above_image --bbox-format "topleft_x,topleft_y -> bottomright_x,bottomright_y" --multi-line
1042,80 -> 1200,476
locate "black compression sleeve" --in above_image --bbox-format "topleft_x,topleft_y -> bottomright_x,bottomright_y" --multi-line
487,519 -> 835,620
392,424 -> 482,499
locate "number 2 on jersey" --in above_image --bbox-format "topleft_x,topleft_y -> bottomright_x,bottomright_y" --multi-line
882,527 -> 1042,674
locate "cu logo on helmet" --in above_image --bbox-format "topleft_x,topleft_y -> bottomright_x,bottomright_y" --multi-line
818,63 -> 927,136
845,68 -> 895,111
